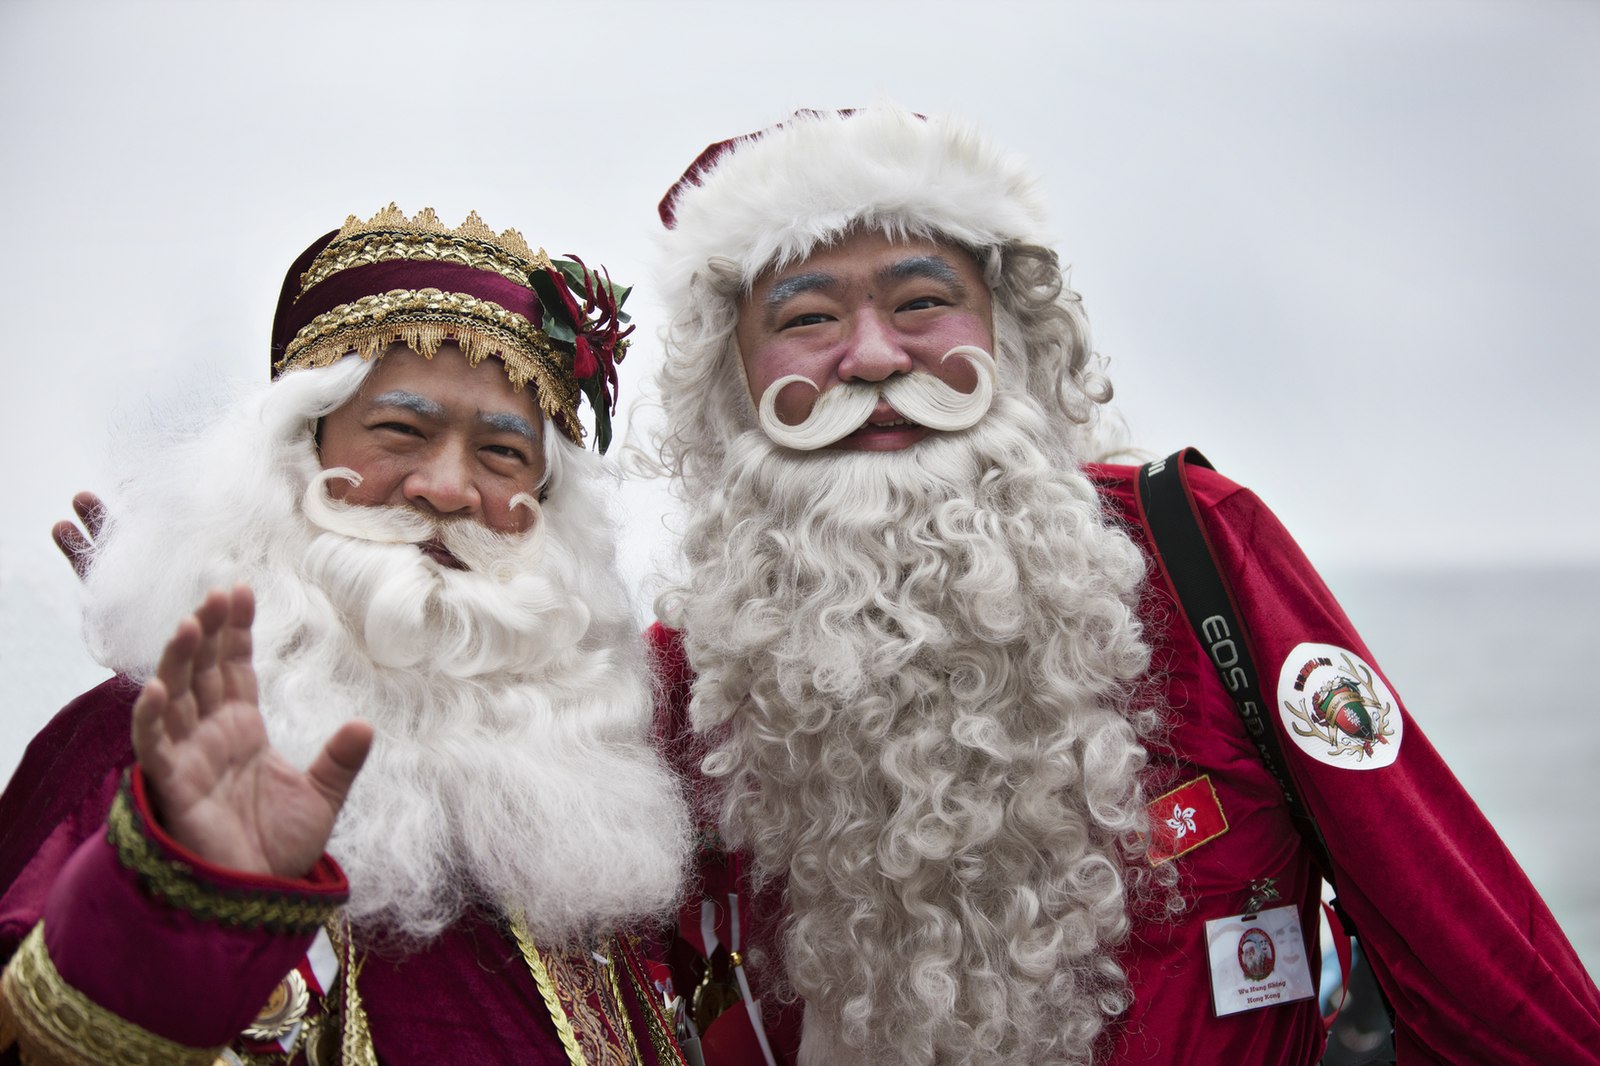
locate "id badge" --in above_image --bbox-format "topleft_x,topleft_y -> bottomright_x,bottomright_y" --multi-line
1204,904 -> 1316,1017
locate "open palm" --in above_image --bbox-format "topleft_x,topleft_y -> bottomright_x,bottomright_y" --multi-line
131,585 -> 372,878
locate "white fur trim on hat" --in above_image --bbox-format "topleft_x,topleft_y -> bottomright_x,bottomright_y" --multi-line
658,108 -> 1050,305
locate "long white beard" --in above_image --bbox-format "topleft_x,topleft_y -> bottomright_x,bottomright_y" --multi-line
81,361 -> 691,946
667,389 -> 1157,1066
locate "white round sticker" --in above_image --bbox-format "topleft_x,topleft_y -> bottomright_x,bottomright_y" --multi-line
1275,642 -> 1402,770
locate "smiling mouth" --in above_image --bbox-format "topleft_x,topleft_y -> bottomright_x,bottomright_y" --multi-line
418,537 -> 467,570
853,403 -> 923,433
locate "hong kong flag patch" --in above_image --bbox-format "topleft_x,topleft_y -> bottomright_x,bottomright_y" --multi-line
1146,775 -> 1229,865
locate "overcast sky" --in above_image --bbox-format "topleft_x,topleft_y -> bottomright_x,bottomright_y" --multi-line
2,0 -> 1598,958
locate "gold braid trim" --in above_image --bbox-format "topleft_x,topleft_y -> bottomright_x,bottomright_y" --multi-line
106,779 -> 341,934
274,289 -> 585,447
509,910 -> 589,1066
0,924 -> 222,1066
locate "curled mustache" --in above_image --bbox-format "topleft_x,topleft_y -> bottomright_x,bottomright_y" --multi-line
756,345 -> 996,451
301,468 -> 543,580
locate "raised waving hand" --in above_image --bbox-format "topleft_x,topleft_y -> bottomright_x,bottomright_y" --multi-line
132,585 -> 373,878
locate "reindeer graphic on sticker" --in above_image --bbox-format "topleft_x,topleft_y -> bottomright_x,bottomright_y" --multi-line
1276,642 -> 1403,769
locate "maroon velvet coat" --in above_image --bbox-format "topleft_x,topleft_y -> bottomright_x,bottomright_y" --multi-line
0,681 -> 684,1064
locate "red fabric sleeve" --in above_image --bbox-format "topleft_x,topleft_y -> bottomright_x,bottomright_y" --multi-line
1185,465 -> 1600,1064
38,769 -> 346,1049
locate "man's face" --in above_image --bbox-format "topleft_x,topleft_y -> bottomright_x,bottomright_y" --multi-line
318,343 -> 546,539
734,230 -> 994,453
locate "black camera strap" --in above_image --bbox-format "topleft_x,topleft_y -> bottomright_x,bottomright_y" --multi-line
1135,448 -> 1398,1050
1134,447 -> 1336,884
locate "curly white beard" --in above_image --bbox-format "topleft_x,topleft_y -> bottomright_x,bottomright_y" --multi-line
81,358 -> 691,947
668,389 -> 1156,1066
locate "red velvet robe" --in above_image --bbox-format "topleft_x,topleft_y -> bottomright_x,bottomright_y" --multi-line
0,680 -> 685,1065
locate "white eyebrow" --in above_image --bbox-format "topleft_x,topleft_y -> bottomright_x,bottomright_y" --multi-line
370,390 -> 445,418
478,410 -> 538,442
764,272 -> 839,308
882,255 -> 966,292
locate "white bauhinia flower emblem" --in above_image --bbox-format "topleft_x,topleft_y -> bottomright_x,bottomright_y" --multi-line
1166,803 -> 1198,839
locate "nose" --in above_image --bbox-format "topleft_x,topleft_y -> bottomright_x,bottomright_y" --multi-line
402,444 -> 480,517
836,310 -> 914,383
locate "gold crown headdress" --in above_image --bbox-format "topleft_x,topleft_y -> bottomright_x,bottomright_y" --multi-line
271,205 -> 632,451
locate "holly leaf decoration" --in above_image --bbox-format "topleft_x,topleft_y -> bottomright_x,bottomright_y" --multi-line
527,268 -> 580,345
581,375 -> 612,453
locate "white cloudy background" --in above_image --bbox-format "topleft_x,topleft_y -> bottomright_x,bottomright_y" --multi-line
2,1 -> 1596,970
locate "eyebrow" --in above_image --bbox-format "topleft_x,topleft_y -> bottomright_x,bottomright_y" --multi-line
762,255 -> 970,318
880,255 -> 966,295
763,272 -> 839,310
370,390 -> 444,418
371,390 -> 537,442
477,410 -> 539,442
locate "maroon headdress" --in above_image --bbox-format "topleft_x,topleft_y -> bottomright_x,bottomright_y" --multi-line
270,205 -> 632,452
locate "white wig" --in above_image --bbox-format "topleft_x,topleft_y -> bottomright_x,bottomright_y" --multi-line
653,109 -> 1164,1063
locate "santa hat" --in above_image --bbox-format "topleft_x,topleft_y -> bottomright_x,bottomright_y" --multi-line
657,108 -> 1051,302
270,205 -> 633,452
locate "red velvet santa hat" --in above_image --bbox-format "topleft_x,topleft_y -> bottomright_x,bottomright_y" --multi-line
657,108 -> 1051,302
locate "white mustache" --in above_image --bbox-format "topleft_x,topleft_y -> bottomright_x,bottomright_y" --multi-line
756,345 -> 996,451
301,468 -> 543,580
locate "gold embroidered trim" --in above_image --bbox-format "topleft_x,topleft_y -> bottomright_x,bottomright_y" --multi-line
309,205 -> 544,278
274,289 -> 584,446
299,231 -> 554,296
106,780 -> 340,934
621,937 -> 689,1066
328,920 -> 378,1066
0,924 -> 223,1066
604,946 -> 643,1066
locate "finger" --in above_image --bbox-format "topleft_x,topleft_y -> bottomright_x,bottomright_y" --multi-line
187,589 -> 233,717
191,587 -> 232,633
72,492 -> 107,541
131,677 -> 172,769
152,615 -> 204,739
305,720 -> 374,815
218,585 -> 258,707
131,678 -> 186,822
51,522 -> 93,581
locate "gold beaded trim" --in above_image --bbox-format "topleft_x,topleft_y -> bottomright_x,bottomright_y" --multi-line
0,924 -> 223,1066
106,779 -> 341,934
274,289 -> 584,446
